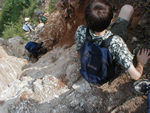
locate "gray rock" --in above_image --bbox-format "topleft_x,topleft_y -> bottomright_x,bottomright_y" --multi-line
0,44 -> 147,113
0,46 -> 28,92
0,38 -> 4,45
7,36 -> 26,57
72,79 -> 91,93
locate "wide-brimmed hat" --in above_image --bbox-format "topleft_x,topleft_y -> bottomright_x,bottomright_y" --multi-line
25,17 -> 30,21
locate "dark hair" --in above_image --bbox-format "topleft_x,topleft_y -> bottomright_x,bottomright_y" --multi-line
85,0 -> 113,32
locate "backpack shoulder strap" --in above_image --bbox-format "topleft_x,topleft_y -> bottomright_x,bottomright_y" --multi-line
86,28 -> 99,43
85,27 -> 92,41
101,35 -> 114,48
26,22 -> 31,31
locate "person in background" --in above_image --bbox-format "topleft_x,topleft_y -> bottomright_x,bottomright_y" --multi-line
37,11 -> 47,24
23,17 -> 35,32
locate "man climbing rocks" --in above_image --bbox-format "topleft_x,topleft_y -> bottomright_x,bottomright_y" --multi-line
75,0 -> 150,81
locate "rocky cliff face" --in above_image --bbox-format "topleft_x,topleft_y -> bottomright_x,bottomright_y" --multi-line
34,0 -> 90,50
0,41 -> 147,113
35,0 -> 149,50
0,0 -> 150,113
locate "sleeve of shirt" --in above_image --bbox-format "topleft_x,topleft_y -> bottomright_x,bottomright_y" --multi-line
109,36 -> 134,70
75,25 -> 87,52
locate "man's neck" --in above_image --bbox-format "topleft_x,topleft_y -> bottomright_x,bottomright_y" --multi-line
94,30 -> 106,36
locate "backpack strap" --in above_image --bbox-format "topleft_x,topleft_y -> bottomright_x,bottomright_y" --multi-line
86,28 -> 97,43
85,28 -> 92,41
101,35 -> 114,48
25,22 -> 31,31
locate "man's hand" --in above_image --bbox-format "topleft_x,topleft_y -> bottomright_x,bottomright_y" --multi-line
137,48 -> 150,66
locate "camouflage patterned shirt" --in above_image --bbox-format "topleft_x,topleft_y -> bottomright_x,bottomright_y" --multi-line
75,25 -> 133,70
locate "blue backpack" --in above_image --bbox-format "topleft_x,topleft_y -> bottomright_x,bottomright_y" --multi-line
79,28 -> 117,85
25,41 -> 42,54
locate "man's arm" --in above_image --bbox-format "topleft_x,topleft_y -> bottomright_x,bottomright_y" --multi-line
128,63 -> 143,80
128,49 -> 150,80
28,23 -> 35,31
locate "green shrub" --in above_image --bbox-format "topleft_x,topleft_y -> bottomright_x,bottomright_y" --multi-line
22,0 -> 38,17
0,0 -> 38,37
0,0 -> 58,39
0,0 -> 25,35
2,21 -> 25,40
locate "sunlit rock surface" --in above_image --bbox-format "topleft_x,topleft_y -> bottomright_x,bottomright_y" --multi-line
0,38 -> 28,92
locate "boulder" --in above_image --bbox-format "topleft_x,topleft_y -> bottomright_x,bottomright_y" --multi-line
0,45 -> 28,92
7,36 -> 26,58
